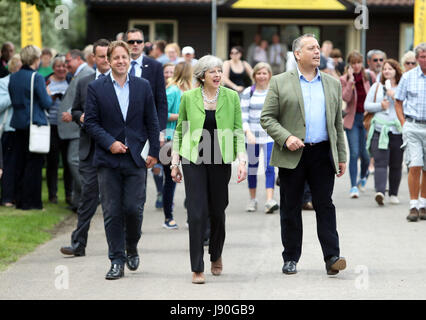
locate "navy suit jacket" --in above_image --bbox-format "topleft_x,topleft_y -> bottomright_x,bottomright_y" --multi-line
84,74 -> 160,168
138,55 -> 168,132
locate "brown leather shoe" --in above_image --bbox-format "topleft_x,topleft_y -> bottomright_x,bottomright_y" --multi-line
211,257 -> 223,276
302,202 -> 314,210
419,208 -> 426,220
192,272 -> 205,284
407,207 -> 419,222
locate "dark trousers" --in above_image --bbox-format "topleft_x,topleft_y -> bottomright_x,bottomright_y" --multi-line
45,125 -> 73,201
97,154 -> 147,265
14,129 -> 44,210
162,164 -> 176,220
279,142 -> 340,263
370,131 -> 403,196
70,150 -> 99,247
1,131 -> 17,204
182,161 -> 231,272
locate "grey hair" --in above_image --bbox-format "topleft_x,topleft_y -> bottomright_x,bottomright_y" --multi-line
20,45 -> 41,66
367,49 -> 387,61
193,55 -> 223,86
414,42 -> 426,58
292,33 -> 316,60
52,55 -> 66,68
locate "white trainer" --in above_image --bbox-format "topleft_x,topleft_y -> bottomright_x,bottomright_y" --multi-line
389,195 -> 400,204
246,199 -> 258,212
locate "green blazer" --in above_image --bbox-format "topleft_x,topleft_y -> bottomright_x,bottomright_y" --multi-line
172,86 -> 245,164
260,69 -> 347,173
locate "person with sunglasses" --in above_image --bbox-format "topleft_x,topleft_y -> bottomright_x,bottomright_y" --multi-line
366,49 -> 387,82
401,51 -> 417,73
125,28 -> 168,210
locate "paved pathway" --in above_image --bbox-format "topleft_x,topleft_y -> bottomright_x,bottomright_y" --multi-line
1,162 -> 426,300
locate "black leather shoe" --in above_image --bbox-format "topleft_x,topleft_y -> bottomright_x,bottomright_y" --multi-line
105,264 -> 124,280
325,256 -> 346,275
60,242 -> 85,256
126,253 -> 140,271
282,261 -> 297,274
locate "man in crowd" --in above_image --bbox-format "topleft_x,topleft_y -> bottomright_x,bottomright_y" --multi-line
58,50 -> 95,211
152,40 -> 170,65
261,33 -> 347,276
84,40 -> 160,280
366,49 -> 386,82
60,39 -> 111,257
395,42 -> 426,222
269,34 -> 287,75
179,46 -> 198,66
0,42 -> 15,78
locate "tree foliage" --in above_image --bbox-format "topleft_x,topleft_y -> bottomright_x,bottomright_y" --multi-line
8,0 -> 61,11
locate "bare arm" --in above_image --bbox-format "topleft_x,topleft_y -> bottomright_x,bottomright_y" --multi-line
395,99 -> 405,126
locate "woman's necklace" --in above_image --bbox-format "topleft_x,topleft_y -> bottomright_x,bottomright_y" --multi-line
202,86 -> 220,104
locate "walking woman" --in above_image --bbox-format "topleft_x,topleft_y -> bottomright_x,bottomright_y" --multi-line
222,46 -> 253,94
161,61 -> 193,229
340,51 -> 375,198
364,59 -> 404,206
241,62 -> 278,213
8,45 -> 52,210
171,55 -> 247,284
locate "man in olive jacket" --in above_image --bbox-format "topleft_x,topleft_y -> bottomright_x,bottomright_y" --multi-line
260,34 -> 347,276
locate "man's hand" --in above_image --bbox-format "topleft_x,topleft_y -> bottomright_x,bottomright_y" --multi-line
285,136 -> 305,151
145,156 -> 157,169
62,112 -> 72,123
109,141 -> 128,154
80,113 -> 85,124
337,162 -> 346,177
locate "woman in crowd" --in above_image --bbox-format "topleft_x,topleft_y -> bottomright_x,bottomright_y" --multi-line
45,55 -> 73,204
340,51 -> 375,198
222,46 -> 253,94
401,51 -> 417,73
161,61 -> 193,229
171,55 -> 247,284
364,59 -> 404,206
0,54 -> 21,207
240,62 -> 278,214
8,45 -> 52,210
165,43 -> 181,65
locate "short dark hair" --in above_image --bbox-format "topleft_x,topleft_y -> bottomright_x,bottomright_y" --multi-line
68,49 -> 85,61
41,48 -> 52,56
124,28 -> 144,41
93,39 -> 111,55
155,40 -> 167,53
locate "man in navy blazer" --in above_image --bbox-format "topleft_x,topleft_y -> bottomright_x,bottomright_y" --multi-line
84,41 -> 160,280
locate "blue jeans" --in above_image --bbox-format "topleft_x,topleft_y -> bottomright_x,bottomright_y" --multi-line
345,112 -> 370,187
246,142 -> 275,189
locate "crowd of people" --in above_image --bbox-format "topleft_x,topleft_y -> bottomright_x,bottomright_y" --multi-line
1,30 -> 426,283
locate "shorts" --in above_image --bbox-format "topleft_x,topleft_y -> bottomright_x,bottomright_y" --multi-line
401,120 -> 426,170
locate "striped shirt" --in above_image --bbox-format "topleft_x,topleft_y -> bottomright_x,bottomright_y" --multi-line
240,86 -> 273,144
395,65 -> 426,120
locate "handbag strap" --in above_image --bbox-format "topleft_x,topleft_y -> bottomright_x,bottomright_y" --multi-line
30,71 -> 36,125
373,82 -> 380,103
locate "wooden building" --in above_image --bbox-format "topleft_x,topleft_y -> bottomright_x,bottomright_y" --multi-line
86,0 -> 414,61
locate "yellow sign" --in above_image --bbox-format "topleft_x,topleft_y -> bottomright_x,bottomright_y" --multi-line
232,0 -> 346,10
414,0 -> 426,46
20,2 -> 42,48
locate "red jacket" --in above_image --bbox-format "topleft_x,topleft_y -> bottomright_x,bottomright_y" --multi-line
340,71 -> 376,130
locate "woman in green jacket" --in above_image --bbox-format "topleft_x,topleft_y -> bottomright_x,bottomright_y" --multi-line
171,55 -> 247,284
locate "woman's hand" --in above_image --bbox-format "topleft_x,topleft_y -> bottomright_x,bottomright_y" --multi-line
236,85 -> 244,93
387,89 -> 395,100
237,162 -> 247,183
246,131 -> 256,145
381,99 -> 390,110
171,166 -> 183,183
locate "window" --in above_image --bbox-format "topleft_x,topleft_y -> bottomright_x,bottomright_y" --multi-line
129,20 -> 178,43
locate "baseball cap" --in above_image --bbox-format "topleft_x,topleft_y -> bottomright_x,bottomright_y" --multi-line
182,46 -> 195,55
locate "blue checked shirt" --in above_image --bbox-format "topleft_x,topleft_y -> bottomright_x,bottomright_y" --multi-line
395,65 -> 426,120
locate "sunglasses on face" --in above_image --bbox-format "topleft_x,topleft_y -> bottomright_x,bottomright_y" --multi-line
127,40 -> 144,45
405,61 -> 416,65
373,58 -> 384,62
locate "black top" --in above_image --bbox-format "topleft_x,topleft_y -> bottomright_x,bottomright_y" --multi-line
198,110 -> 222,164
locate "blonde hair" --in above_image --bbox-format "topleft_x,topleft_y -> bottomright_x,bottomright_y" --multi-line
167,62 -> 193,92
252,62 -> 272,80
165,43 -> 181,57
7,54 -> 22,73
107,40 -> 130,61
20,45 -> 41,66
401,50 -> 416,71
